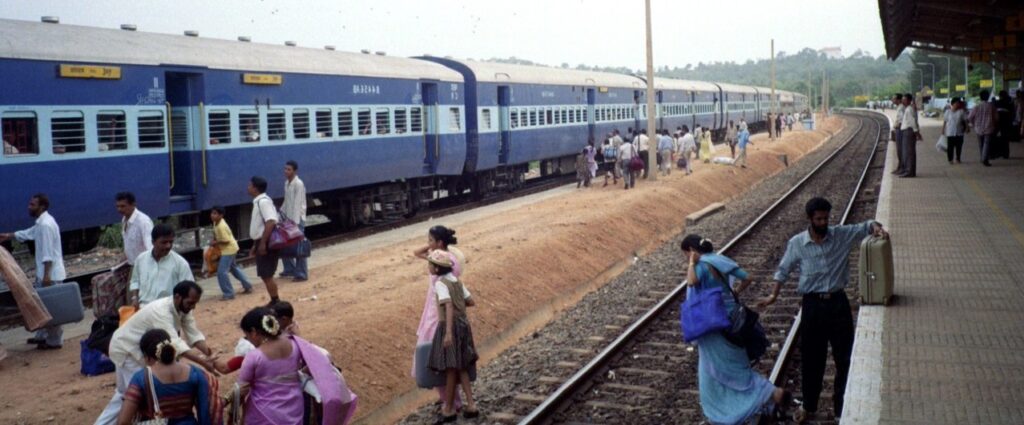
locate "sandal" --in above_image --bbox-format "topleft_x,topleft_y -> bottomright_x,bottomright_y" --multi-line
432,414 -> 457,424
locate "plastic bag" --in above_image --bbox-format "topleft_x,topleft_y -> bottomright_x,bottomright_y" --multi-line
935,135 -> 948,153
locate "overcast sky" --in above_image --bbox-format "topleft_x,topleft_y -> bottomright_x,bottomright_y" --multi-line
2,0 -> 886,69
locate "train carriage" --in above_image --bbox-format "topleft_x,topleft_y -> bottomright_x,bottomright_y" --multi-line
716,83 -> 760,130
0,18 -> 466,243
651,78 -> 722,138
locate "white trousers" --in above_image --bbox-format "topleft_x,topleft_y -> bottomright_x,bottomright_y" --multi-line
94,357 -> 143,425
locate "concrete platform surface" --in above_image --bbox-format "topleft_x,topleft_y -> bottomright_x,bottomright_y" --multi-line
844,112 -> 1024,424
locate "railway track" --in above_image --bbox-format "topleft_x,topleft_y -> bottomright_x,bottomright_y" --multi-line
514,111 -> 886,425
0,172 -> 577,328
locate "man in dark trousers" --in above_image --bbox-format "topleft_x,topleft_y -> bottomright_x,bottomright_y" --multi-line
759,197 -> 888,422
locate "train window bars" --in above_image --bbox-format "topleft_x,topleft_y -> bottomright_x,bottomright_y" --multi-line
395,108 -> 408,134
2,111 -> 39,156
208,110 -> 231,145
357,108 -> 372,135
137,111 -> 166,149
51,111 -> 86,154
561,108 -> 569,124
480,109 -> 492,131
239,111 -> 260,142
410,107 -> 423,133
448,107 -> 461,131
293,109 -> 310,139
315,109 -> 333,139
267,110 -> 287,141
375,108 -> 391,135
97,111 -> 128,151
510,108 -> 519,129
529,109 -> 538,127
337,108 -> 354,137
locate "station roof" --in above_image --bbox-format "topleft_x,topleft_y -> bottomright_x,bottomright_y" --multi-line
441,58 -> 645,89
0,19 -> 463,82
878,0 -> 1024,65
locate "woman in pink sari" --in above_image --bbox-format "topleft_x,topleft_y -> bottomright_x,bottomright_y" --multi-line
237,307 -> 355,425
412,226 -> 465,407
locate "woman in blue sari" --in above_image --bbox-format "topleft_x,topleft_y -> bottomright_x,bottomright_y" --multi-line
682,234 -> 790,424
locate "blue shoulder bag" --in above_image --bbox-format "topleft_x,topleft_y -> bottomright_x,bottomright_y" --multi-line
680,280 -> 731,343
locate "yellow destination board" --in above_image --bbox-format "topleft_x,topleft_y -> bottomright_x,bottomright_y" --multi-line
940,88 -> 949,94
242,73 -> 283,85
59,64 -> 121,79
955,84 -> 966,91
980,79 -> 993,88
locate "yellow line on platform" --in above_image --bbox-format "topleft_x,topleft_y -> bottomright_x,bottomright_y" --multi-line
956,167 -> 1024,249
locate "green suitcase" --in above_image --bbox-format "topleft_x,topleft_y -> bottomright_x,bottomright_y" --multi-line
859,235 -> 894,305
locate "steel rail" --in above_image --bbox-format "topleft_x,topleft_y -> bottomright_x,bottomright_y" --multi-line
519,113 -> 882,425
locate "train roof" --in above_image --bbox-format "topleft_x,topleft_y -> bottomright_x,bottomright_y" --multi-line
651,78 -> 721,92
0,19 -> 463,82
715,82 -> 758,94
431,58 -> 645,88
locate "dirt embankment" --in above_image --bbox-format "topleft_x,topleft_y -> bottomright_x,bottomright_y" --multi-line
0,118 -> 842,425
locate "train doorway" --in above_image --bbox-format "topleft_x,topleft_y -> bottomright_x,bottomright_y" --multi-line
498,86 -> 511,164
421,82 -> 438,173
165,72 -> 204,200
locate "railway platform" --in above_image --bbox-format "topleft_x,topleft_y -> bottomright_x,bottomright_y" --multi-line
843,112 -> 1024,424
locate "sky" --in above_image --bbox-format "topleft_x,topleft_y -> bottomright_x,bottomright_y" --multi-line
1,0 -> 886,69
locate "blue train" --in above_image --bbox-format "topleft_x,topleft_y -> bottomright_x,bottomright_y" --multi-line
0,18 -> 806,252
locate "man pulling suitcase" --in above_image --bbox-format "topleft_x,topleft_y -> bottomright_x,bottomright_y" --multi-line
759,197 -> 889,422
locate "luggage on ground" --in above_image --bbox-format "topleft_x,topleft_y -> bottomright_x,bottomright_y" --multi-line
91,264 -> 131,317
279,238 -> 312,259
859,235 -> 894,305
80,339 -> 115,376
87,313 -> 121,355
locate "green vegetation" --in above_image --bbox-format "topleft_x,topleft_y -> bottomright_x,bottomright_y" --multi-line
98,223 -> 123,249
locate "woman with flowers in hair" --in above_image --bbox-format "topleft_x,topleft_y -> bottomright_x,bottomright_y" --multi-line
680,234 -> 789,424
236,307 -> 352,425
116,328 -> 216,425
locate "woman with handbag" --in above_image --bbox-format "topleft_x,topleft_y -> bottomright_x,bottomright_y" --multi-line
681,235 -> 790,424
116,329 -> 218,425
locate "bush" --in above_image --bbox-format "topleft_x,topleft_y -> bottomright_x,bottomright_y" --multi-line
97,224 -> 123,249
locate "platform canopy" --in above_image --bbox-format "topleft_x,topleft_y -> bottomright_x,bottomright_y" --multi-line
879,0 -> 1024,75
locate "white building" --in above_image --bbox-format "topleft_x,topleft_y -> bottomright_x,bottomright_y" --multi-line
819,46 -> 843,59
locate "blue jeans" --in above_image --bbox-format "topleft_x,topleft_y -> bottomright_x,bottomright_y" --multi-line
217,254 -> 253,298
281,219 -> 308,279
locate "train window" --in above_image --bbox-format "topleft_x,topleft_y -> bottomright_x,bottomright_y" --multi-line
480,109 -> 492,130
448,107 -> 461,131
545,109 -> 553,125
561,108 -> 569,124
575,108 -> 582,123
267,110 -> 287,141
138,111 -> 166,148
553,108 -> 560,125
410,107 -> 422,133
337,108 -> 354,136
97,111 -> 128,151
316,109 -> 333,138
395,108 -> 408,134
510,108 -> 519,128
582,108 -> 588,122
375,108 -> 391,135
356,109 -> 372,135
293,109 -> 310,139
239,111 -> 261,142
51,111 -> 86,154
2,112 -> 39,156
527,109 -> 536,127
208,110 -> 231,145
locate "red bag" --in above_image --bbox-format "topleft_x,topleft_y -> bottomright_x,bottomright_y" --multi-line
269,218 -> 304,250
629,156 -> 645,172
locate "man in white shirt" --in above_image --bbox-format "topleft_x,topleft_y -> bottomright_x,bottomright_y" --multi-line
94,281 -> 217,425
250,176 -> 281,304
128,224 -> 192,307
0,193 -> 66,349
280,160 -> 308,282
98,192 -> 154,313
891,94 -> 905,175
618,138 -> 638,189
634,129 -> 650,179
677,126 -> 696,175
898,93 -> 922,178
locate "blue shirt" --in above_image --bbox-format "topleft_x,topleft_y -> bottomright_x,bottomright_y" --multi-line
737,129 -> 751,149
658,135 -> 674,151
773,220 -> 876,294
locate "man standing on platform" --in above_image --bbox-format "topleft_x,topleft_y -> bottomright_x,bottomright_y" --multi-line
760,197 -> 888,422
634,129 -> 650,179
280,160 -> 308,282
734,125 -> 751,168
250,176 -> 282,304
898,93 -> 921,178
94,281 -> 217,425
891,94 -> 905,174
969,90 -> 998,167
128,224 -> 192,308
97,192 -> 153,314
0,193 -> 66,350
